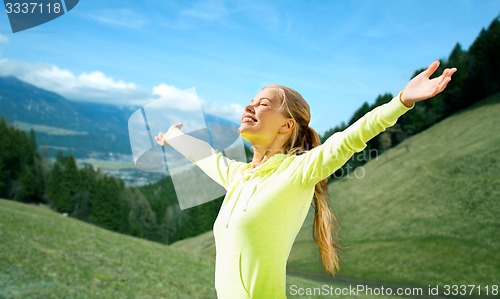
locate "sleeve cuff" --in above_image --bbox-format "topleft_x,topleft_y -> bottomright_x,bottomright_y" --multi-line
388,90 -> 414,114
377,91 -> 414,122
396,90 -> 415,110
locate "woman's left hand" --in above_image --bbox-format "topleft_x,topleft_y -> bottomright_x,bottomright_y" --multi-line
401,60 -> 457,107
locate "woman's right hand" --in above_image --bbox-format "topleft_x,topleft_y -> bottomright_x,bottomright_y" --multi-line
155,123 -> 183,146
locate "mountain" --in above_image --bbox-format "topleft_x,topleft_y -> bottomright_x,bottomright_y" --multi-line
0,76 -> 244,186
0,76 -> 90,129
0,76 -> 135,158
0,76 -> 242,160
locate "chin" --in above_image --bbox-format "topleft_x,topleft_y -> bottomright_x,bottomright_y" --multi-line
238,129 -> 253,144
238,123 -> 253,134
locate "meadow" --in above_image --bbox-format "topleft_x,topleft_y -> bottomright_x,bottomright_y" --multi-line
1,199 -> 405,298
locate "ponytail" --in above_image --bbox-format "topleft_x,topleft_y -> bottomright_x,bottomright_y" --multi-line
305,127 -> 342,276
266,84 -> 342,275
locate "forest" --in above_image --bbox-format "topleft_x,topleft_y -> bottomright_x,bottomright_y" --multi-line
0,17 -> 498,245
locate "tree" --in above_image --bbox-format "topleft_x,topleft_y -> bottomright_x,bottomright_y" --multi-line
461,18 -> 500,107
89,175 -> 128,232
124,188 -> 157,240
0,118 -> 22,197
46,152 -> 79,213
431,43 -> 467,119
15,130 -> 46,203
321,122 -> 346,143
0,160 -> 4,192
72,164 -> 97,221
348,102 -> 371,126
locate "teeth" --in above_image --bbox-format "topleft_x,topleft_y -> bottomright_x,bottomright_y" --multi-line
243,117 -> 255,122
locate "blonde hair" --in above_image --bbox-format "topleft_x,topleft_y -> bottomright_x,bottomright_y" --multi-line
265,84 -> 342,276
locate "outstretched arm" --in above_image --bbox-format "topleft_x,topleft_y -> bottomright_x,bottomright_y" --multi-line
155,123 -> 213,163
155,123 -> 242,189
293,61 -> 457,185
155,123 -> 183,146
400,60 -> 457,107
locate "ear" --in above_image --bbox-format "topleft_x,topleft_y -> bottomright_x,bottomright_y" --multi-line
279,118 -> 295,133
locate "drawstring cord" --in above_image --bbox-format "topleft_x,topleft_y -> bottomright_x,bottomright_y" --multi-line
225,171 -> 257,226
225,173 -> 258,227
242,183 -> 257,212
225,184 -> 245,228
240,171 -> 257,212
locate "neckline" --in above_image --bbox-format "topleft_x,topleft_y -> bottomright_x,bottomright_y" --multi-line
245,153 -> 287,173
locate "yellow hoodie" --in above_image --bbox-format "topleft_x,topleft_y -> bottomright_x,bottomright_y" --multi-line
165,92 -> 413,298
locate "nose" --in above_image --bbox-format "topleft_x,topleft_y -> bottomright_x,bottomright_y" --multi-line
245,103 -> 255,113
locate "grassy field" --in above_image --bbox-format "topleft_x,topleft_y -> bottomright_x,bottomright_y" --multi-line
0,199 -> 217,299
1,199 -> 408,299
12,121 -> 88,136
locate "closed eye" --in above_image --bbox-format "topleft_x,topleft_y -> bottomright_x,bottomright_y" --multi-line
249,97 -> 272,107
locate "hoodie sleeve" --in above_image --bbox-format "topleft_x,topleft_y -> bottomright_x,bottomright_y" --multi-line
291,91 -> 414,186
163,126 -> 243,189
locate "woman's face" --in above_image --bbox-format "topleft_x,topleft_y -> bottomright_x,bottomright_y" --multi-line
239,87 -> 294,146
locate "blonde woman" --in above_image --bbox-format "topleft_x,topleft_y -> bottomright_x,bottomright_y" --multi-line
155,61 -> 456,299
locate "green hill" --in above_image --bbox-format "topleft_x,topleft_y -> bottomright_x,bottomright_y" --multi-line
0,199 -> 216,299
175,93 -> 500,291
1,199 -> 403,299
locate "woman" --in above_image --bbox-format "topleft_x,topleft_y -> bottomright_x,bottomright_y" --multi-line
156,61 -> 456,298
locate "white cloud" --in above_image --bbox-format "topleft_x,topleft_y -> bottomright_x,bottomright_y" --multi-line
202,101 -> 243,124
0,58 -> 147,105
0,34 -> 9,44
150,83 -> 243,123
182,0 -> 229,21
84,8 -> 149,29
162,0 -> 236,30
0,58 -> 243,121
151,84 -> 202,111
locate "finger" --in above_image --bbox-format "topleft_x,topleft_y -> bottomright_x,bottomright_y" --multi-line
436,76 -> 453,93
443,68 -> 457,82
433,68 -> 455,86
441,68 -> 454,77
447,67 -> 458,77
423,60 -> 440,78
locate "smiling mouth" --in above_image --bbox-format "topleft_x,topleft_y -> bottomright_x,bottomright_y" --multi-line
242,116 -> 257,123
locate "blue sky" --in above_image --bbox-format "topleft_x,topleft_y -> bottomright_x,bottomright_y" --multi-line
0,0 -> 498,133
